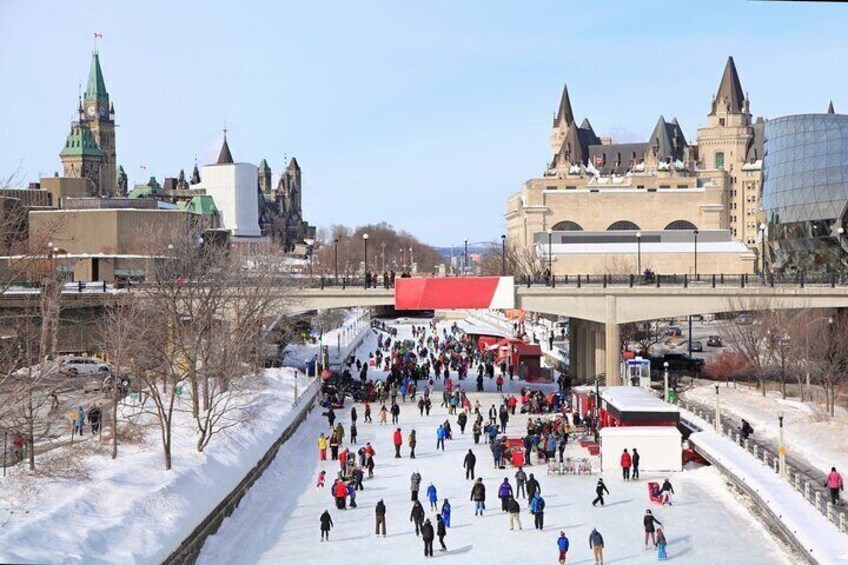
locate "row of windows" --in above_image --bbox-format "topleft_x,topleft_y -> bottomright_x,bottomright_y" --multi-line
550,220 -> 698,231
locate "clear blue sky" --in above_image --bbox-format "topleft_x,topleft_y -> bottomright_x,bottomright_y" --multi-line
2,1 -> 847,246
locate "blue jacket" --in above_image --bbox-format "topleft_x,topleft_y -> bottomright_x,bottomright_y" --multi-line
441,501 -> 451,516
557,535 -> 569,552
437,427 -> 446,440
427,485 -> 438,502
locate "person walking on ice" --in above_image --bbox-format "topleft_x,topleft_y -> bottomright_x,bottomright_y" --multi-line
589,528 -> 604,565
464,449 -> 476,480
620,448 -> 632,481
410,500 -> 425,536
421,518 -> 435,557
660,478 -> 674,505
498,478 -> 513,511
411,470 -> 422,501
557,531 -> 570,564
319,509 -> 333,541
471,478 -> 486,516
375,499 -> 387,537
427,483 -> 438,511
441,498 -> 451,527
507,496 -> 522,530
643,509 -> 663,548
656,527 -> 668,560
436,514 -> 447,552
592,478 -> 609,507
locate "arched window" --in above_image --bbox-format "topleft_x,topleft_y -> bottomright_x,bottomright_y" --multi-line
664,220 -> 698,230
552,221 -> 583,231
715,152 -> 725,169
607,221 -> 640,231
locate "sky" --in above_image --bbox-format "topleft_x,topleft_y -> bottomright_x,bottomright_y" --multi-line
2,0 -> 848,246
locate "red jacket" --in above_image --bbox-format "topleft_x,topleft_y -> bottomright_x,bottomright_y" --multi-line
621,453 -> 632,468
334,481 -> 348,498
393,430 -> 403,446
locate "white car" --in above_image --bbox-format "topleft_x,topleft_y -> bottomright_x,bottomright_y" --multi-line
60,356 -> 111,376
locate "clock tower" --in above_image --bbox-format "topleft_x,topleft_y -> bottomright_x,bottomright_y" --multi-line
83,50 -> 116,196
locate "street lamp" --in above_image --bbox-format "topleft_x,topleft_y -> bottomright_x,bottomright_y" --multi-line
500,234 -> 507,276
663,361 -> 670,403
464,238 -> 468,276
409,247 -> 414,273
714,384 -> 721,433
693,229 -> 700,280
333,238 -> 339,283
362,233 -> 369,278
778,411 -> 786,479
636,231 -> 642,275
547,228 -> 553,286
759,223 -> 767,280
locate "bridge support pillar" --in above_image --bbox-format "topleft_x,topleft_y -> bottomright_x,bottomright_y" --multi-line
604,321 -> 621,385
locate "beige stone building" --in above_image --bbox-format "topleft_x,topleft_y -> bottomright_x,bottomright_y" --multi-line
505,57 -> 764,276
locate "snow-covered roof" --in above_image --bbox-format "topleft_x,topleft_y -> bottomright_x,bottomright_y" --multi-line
455,320 -> 510,338
599,426 -> 682,438
600,386 -> 680,414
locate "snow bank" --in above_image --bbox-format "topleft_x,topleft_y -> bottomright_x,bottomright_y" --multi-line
0,368 -> 318,564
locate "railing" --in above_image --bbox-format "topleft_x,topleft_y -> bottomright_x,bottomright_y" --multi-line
518,271 -> 848,289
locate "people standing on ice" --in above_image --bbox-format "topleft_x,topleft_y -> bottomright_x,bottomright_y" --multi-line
436,424 -> 446,451
318,433 -> 328,460
526,473 -> 541,501
436,514 -> 447,552
379,404 -> 388,425
632,448 -> 640,479
427,483 -> 438,510
320,509 -> 333,541
333,479 -> 348,509
425,396 -> 432,415
507,496 -> 522,530
471,478 -> 486,516
589,528 -> 605,565
347,480 -> 358,508
826,467 -> 844,505
410,500 -> 425,535
656,527 -> 668,560
660,478 -> 674,505
375,499 -> 387,536
364,402 -> 372,423
557,531 -> 570,564
531,492 -> 546,529
421,518 -> 435,557
324,407 -> 336,427
350,405 -> 358,424
464,449 -> 477,480
353,465 -> 364,490
499,405 -> 509,432
472,420 -> 482,444
441,499 -> 452,527
350,422 -> 358,444
457,411 -> 468,434
393,428 -> 403,458
316,470 -> 326,488
643,509 -> 663,547
411,470 -> 422,501
498,478 -> 514,511
418,397 -> 426,416
620,449 -> 632,480
329,434 -> 340,460
409,429 -> 417,459
515,466 -> 527,498
391,402 -> 401,424
592,478 -> 609,507
492,438 -> 503,468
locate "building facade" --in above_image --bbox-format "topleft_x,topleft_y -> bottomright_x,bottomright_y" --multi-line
258,156 -> 315,252
505,57 -> 764,275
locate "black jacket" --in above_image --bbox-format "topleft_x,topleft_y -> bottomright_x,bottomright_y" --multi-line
464,452 -> 476,468
632,451 -> 640,466
376,501 -> 386,517
643,514 -> 662,532
526,477 -> 540,496
437,519 -> 446,536
320,511 -> 333,530
410,503 -> 425,522
421,522 -> 435,541
507,498 -> 520,513
471,482 -> 486,501
661,480 -> 674,494
595,481 -> 609,496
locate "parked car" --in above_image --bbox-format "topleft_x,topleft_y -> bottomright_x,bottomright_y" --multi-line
60,356 -> 111,376
688,340 -> 703,352
707,335 -> 723,347
650,353 -> 705,375
664,326 -> 682,337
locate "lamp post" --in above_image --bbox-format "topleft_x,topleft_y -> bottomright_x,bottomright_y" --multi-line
636,231 -> 642,275
362,233 -> 369,278
401,246 -> 406,271
547,228 -> 553,286
464,238 -> 468,276
500,234 -> 507,276
381,242 -> 386,272
714,384 -> 721,433
778,412 -> 786,479
759,223 -> 767,281
409,247 -> 414,273
663,361 -> 670,403
333,238 -> 339,283
693,229 -> 700,280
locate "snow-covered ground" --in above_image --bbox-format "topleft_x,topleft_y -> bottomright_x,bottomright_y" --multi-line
199,320 -> 795,565
283,308 -> 371,369
686,384 -> 848,478
0,368 -> 315,564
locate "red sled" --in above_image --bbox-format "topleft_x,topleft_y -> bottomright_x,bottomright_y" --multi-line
648,482 -> 662,504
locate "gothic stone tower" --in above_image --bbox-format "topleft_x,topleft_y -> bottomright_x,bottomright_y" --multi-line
59,122 -> 102,192
83,51 -> 117,196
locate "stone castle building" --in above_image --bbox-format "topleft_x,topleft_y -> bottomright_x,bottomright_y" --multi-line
257,156 -> 315,252
505,56 -> 764,275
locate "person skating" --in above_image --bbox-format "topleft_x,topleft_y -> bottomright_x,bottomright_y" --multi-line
660,478 -> 674,505
411,470 -> 422,501
364,402 -> 372,423
318,433 -> 328,461
316,470 -> 326,488
458,411 -> 468,434
353,465 -> 364,490
526,473 -> 541,500
589,528 -> 605,565
472,420 -> 482,444
471,478 -> 486,516
324,407 -> 336,427
621,448 -> 632,481
632,448 -> 640,479
436,424 -> 446,451
393,428 -> 403,458
436,514 -> 447,551
409,429 -> 417,459
320,509 -> 333,541
427,483 -> 438,511
410,500 -> 425,536
379,404 -> 388,425
498,478 -> 514,511
333,479 -> 348,510
421,518 -> 435,557
643,509 -> 663,547
350,422 -> 358,444
441,498 -> 452,527
656,527 -> 668,560
826,467 -> 844,505
347,481 -> 358,508
515,466 -> 527,498
418,397 -> 426,416
507,496 -> 522,530
350,405 -> 358,425
464,449 -> 477,480
329,433 -> 340,460
557,531 -> 570,564
375,499 -> 387,536
531,492 -> 546,530
391,402 -> 401,424
592,478 -> 609,507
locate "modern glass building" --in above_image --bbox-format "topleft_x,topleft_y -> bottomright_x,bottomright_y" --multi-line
762,113 -> 848,273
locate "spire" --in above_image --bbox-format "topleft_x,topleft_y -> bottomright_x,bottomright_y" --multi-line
217,132 -> 234,165
554,84 -> 574,127
84,51 -> 109,104
190,162 -> 201,184
828,100 -> 835,114
288,157 -> 300,171
258,158 -> 270,173
712,56 -> 745,115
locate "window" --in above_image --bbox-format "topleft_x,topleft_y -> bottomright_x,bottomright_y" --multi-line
715,152 -> 725,169
719,118 -> 726,126
664,220 -> 698,231
659,185 -> 670,189
607,220 -> 641,231
677,184 -> 687,189
552,221 -> 583,231
546,185 -> 557,191
565,185 -> 577,190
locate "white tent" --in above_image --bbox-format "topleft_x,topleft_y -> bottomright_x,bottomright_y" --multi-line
599,426 -> 682,474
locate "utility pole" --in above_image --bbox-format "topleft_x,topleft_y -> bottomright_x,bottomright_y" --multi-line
714,384 -> 721,433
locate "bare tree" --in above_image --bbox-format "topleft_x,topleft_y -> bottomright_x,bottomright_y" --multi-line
479,241 -> 545,279
722,300 -> 776,396
806,311 -> 848,416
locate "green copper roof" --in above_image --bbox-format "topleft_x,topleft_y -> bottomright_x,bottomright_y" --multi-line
177,195 -> 218,215
84,51 -> 109,103
258,158 -> 270,172
59,124 -> 103,157
128,177 -> 165,199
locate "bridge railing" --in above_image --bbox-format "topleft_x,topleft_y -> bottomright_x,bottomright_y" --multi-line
518,272 -> 848,289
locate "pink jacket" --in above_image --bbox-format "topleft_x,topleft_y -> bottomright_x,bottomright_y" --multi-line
826,471 -> 843,489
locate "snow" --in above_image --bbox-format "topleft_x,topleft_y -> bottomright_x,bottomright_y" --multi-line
283,308 -> 371,369
686,385 -> 848,480
0,368 -> 317,564
601,386 -> 681,414
198,320 -> 795,565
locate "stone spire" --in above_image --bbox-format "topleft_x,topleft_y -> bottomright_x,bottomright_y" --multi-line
217,133 -> 234,165
190,161 -> 201,184
828,100 -> 835,114
711,56 -> 745,115
554,84 -> 575,127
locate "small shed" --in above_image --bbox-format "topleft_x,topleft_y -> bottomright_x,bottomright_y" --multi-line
599,386 -> 679,427
599,426 -> 683,473
486,338 -> 543,380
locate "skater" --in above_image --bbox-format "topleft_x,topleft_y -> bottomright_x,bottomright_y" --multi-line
324,407 -> 336,427
621,449 -> 632,481
375,499 -> 387,536
379,405 -> 388,425
458,411 -> 468,434
391,402 -> 401,424
347,480 -> 358,508
316,470 -> 326,488
409,429 -> 417,459
418,397 -> 425,416
333,479 -> 348,509
421,518 -> 435,557
592,478 -> 609,507
436,424 -> 446,451
643,509 -> 663,547
318,433 -> 328,461
427,483 -> 438,511
498,478 -> 513,511
656,528 -> 668,560
329,433 -> 340,461
589,528 -> 605,565
632,448 -> 640,480
350,422 -> 358,444
393,428 -> 403,458
353,465 -> 364,490
531,492 -> 546,530
411,470 -> 422,501
441,498 -> 452,527
826,467 -> 844,505
507,496 -> 522,530
464,449 -> 477,480
436,514 -> 447,551
364,402 -> 372,423
320,509 -> 333,541
526,473 -> 541,501
515,466 -> 527,498
660,478 -> 674,505
472,420 -> 482,444
471,478 -> 486,516
410,500 -> 425,536
557,531 -> 570,564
